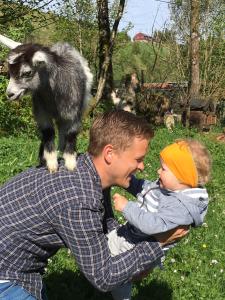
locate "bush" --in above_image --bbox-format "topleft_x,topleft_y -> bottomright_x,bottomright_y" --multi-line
0,76 -> 37,136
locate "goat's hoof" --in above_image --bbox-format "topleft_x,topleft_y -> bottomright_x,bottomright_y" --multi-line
63,153 -> 77,171
47,160 -> 58,173
44,150 -> 58,173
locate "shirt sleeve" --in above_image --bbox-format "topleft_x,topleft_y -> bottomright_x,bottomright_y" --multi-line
123,199 -> 194,235
52,198 -> 163,292
103,187 -> 120,233
126,175 -> 145,196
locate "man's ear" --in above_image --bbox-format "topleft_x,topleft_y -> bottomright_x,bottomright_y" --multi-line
103,144 -> 114,164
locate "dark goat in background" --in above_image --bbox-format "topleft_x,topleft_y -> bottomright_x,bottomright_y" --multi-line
0,35 -> 93,172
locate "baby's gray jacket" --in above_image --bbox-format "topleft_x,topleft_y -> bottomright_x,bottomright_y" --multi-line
122,176 -> 208,242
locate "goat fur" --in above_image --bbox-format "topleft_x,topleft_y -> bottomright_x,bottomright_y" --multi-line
5,41 -> 93,172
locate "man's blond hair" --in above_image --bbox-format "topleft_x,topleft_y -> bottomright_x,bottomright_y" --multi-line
88,110 -> 154,157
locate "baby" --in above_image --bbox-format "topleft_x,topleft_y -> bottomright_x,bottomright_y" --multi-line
108,139 -> 211,300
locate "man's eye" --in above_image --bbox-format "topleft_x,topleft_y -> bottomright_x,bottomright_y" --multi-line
136,159 -> 143,163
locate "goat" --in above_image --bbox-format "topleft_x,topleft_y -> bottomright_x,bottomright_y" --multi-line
111,73 -> 140,114
164,110 -> 175,132
0,34 -> 93,172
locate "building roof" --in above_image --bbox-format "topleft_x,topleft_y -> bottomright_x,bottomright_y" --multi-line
133,32 -> 153,42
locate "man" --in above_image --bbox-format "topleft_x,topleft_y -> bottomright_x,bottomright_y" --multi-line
0,110 -> 187,300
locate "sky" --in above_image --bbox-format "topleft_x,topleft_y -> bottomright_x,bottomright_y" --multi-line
119,0 -> 171,39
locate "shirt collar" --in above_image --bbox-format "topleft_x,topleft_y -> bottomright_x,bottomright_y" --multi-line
79,153 -> 102,186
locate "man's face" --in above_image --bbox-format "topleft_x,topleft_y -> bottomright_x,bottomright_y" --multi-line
110,137 -> 149,188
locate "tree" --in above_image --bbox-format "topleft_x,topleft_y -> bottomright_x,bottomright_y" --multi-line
52,0 -> 98,73
94,0 -> 126,107
0,0 -> 59,33
54,0 -> 97,52
169,0 -> 225,125
186,0 -> 200,126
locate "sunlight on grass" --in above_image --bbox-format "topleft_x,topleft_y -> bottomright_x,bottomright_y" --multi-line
0,127 -> 224,300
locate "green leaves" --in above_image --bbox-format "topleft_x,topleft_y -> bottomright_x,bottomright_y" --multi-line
0,78 -> 36,136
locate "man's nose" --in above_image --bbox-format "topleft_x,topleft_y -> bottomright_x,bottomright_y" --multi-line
138,161 -> 145,171
157,168 -> 161,175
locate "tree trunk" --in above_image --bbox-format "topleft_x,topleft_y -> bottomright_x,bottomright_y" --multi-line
93,0 -> 125,109
186,0 -> 200,127
97,0 -> 112,100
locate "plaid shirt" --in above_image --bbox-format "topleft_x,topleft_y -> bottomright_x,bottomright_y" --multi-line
0,153 -> 163,300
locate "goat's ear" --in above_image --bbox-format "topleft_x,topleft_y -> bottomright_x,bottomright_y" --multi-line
8,52 -> 23,64
32,51 -> 48,67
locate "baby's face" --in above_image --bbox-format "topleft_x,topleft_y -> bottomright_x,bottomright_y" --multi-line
157,159 -> 188,191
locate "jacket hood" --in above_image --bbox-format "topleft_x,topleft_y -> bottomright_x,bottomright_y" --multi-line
174,188 -> 209,227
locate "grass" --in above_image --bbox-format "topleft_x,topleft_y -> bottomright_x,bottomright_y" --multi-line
0,126 -> 224,300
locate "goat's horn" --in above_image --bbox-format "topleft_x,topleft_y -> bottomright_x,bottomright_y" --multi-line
0,34 -> 22,49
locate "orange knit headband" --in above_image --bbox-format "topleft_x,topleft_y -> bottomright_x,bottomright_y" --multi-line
160,141 -> 198,188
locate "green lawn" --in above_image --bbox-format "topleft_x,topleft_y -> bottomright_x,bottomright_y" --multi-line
0,126 -> 224,300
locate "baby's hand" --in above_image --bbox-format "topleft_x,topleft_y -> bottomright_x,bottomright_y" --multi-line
112,193 -> 128,212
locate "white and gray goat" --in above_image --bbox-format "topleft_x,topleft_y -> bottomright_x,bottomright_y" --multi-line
0,34 -> 93,172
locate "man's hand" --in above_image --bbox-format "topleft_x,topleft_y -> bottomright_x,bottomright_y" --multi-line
154,226 -> 189,246
132,227 -> 189,282
112,193 -> 128,212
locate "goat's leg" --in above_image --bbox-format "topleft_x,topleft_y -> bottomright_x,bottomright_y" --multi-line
58,119 -> 80,171
33,100 -> 58,173
39,127 -> 58,173
62,131 -> 77,171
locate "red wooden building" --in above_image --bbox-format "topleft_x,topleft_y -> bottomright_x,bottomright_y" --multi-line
133,32 -> 153,42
